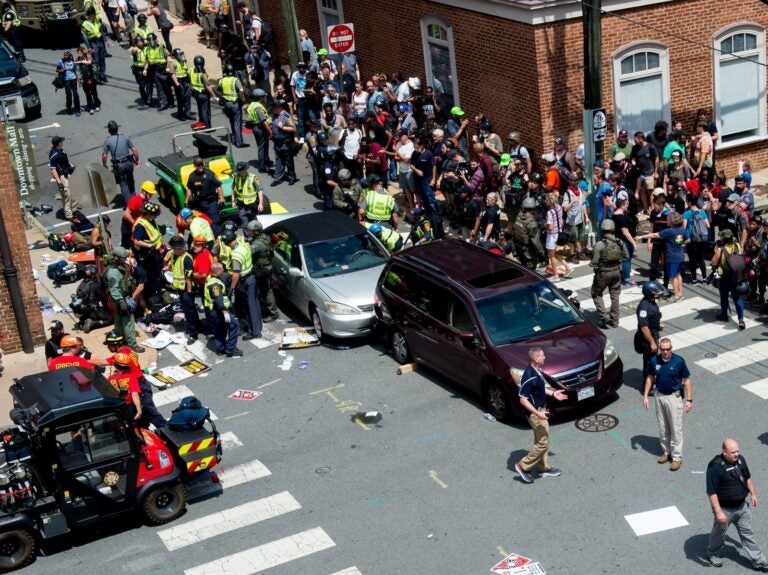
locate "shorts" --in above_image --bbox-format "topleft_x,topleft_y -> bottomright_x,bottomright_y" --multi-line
398,171 -> 415,192
566,222 -> 584,243
106,6 -> 119,23
545,234 -> 558,251
200,12 -> 216,32
641,174 -> 656,191
666,261 -> 684,278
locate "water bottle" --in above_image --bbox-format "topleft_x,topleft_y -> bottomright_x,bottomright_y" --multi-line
483,412 -> 496,422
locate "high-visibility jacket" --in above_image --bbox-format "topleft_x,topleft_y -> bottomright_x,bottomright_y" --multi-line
189,217 -> 214,243
190,69 -> 205,93
4,9 -> 19,26
233,173 -> 259,205
173,59 -> 188,79
364,190 -> 395,221
219,77 -> 238,102
214,236 -> 232,271
133,217 -> 162,248
379,226 -> 401,251
204,276 -> 230,310
245,101 -> 268,124
82,19 -> 102,40
231,241 -> 252,276
131,48 -> 146,67
170,252 -> 192,290
133,25 -> 151,42
146,45 -> 167,66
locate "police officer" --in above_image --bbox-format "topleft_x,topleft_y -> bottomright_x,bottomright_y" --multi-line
49,136 -> 79,220
244,89 -> 272,172
590,219 -> 629,329
2,2 -> 22,60
211,220 -> 237,272
185,156 -> 224,235
513,197 -> 545,269
368,221 -> 403,252
316,132 -> 339,210
132,12 -> 151,44
405,208 -> 433,246
217,63 -> 246,147
143,32 -> 172,110
331,169 -> 363,215
132,202 -> 164,299
359,174 -> 398,228
180,207 -> 214,247
165,235 -> 200,345
225,230 -> 263,340
270,100 -> 298,186
232,162 -> 264,227
102,120 -> 140,206
204,262 -> 243,357
130,36 -> 149,105
105,246 -> 145,353
245,220 -> 278,322
81,6 -> 107,83
169,48 -> 195,121
189,55 -> 218,130
636,280 -> 663,383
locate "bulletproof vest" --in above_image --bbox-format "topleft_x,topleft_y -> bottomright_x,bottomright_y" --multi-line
513,213 -> 531,246
600,238 -> 624,266
252,235 -> 273,267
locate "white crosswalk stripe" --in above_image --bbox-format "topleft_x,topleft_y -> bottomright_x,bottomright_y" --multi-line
158,491 -> 302,551
580,287 -> 644,312
184,527 -> 336,575
695,341 -> 768,375
331,568 -> 363,575
667,318 -> 759,351
742,378 -> 768,399
617,296 -> 714,330
186,459 -> 271,500
218,430 -> 243,451
151,383 -> 218,420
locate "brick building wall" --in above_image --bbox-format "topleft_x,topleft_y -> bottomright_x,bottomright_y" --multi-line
0,125 -> 45,353
282,0 -> 768,174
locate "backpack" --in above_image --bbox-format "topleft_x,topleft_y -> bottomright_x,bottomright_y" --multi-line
48,233 -> 67,252
259,20 -> 274,46
690,210 -> 709,243
722,243 -> 746,283
168,396 -> 210,431
555,155 -> 572,193
47,261 -> 82,285
600,238 -> 624,266
125,0 -> 139,16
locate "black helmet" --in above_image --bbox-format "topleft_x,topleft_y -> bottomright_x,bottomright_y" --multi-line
366,174 -> 381,187
169,235 -> 186,248
137,12 -> 147,21
222,220 -> 238,233
220,229 -> 236,244
146,32 -> 157,41
530,172 -> 544,185
172,48 -> 185,60
642,280 -> 663,298
103,330 -> 124,346
84,264 -> 97,276
316,131 -> 329,144
223,63 -> 235,76
193,55 -> 205,67
143,202 -> 160,215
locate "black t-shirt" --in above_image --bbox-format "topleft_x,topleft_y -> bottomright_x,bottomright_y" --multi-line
707,454 -> 751,508
186,169 -> 221,203
414,149 -> 434,182
612,211 -> 636,239
45,336 -> 63,360
632,143 -> 657,177
458,197 -> 482,228
713,206 -> 737,234
636,298 -> 661,332
480,205 -> 501,239
645,131 -> 669,158
666,193 -> 685,215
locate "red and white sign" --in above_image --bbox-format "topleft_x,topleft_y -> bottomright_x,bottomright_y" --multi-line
228,389 -> 263,401
491,553 -> 534,575
327,23 -> 355,54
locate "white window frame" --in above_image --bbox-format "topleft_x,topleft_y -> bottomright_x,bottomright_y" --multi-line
316,0 -> 343,49
713,23 -> 766,149
611,41 -> 671,136
420,16 -> 460,108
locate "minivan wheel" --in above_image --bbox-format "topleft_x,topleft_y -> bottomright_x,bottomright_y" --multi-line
0,528 -> 36,571
390,328 -> 411,364
484,381 -> 512,422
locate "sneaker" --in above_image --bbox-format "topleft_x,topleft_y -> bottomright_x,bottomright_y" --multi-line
670,460 -> 682,471
657,453 -> 669,464
514,462 -> 533,483
89,109 -> 94,115
186,335 -> 197,345
540,467 -> 561,477
95,107 -> 100,112
753,560 -> 768,570
624,279 -> 637,287
226,348 -> 244,357
707,554 -> 723,568
549,276 -> 562,283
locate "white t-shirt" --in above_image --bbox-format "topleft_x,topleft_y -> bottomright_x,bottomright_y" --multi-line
396,140 -> 414,173
342,128 -> 362,160
395,82 -> 410,103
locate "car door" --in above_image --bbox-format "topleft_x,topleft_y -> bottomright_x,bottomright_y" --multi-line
271,228 -> 306,309
381,264 -> 433,360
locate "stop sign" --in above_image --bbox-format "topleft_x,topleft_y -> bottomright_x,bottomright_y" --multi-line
327,23 -> 355,54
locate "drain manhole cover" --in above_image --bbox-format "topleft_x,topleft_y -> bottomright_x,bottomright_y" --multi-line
575,413 -> 619,432
704,352 -> 717,359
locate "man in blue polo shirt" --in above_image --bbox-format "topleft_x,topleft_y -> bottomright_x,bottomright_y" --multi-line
513,346 -> 568,484
642,337 -> 693,471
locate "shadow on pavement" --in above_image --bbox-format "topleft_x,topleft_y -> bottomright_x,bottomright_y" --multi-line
629,434 -> 661,456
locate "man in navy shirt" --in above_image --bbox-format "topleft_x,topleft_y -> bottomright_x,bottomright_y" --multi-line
514,347 -> 567,484
642,337 -> 693,471
411,136 -> 437,215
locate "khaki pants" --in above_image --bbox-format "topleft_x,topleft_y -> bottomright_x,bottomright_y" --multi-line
655,391 -> 684,461
591,267 -> 621,324
60,174 -> 80,220
520,412 -> 550,472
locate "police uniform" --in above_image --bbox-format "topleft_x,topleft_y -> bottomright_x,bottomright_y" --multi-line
230,239 -> 262,339
169,56 -> 192,120
636,296 -> 662,381
167,250 -> 199,340
233,173 -> 262,227
81,16 -> 107,82
2,8 -> 22,58
186,169 -> 222,235
332,181 -> 363,215
105,260 -> 139,348
362,189 -> 396,225
513,211 -> 545,268
249,233 -> 278,318
218,75 -> 244,146
271,109 -> 296,183
211,235 -> 233,272
204,273 -> 239,354
590,234 -> 628,327
132,215 -> 163,298
144,41 -> 171,109
190,67 -> 212,128
103,133 -> 137,204
408,217 -> 433,246
245,100 -> 272,171
130,45 -> 149,104
377,225 -> 403,252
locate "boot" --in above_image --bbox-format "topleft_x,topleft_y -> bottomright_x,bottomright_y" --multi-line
81,318 -> 95,333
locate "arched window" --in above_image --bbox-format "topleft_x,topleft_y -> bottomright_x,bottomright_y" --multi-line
421,17 -> 459,109
611,43 -> 670,135
714,25 -> 766,144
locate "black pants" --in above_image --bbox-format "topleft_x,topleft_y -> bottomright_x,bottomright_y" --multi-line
160,26 -> 173,51
138,376 -> 167,428
113,161 -> 136,206
649,241 -> 669,287
194,91 -> 211,128
174,80 -> 192,119
686,241 -> 707,280
179,290 -> 200,337
82,78 -> 101,111
132,66 -> 148,104
138,251 -> 163,299
253,126 -> 271,170
63,78 -> 80,112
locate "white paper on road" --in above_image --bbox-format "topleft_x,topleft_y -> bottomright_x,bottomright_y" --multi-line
141,329 -> 173,349
624,505 -> 688,536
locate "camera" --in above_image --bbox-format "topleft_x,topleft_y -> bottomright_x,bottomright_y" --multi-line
456,161 -> 470,177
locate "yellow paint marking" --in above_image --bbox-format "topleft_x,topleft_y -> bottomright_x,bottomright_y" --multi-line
428,470 -> 448,489
224,411 -> 250,420
309,384 -> 346,396
497,547 -> 509,557
353,417 -> 371,430
270,201 -> 288,214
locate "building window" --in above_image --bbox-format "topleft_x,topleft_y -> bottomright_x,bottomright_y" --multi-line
420,17 -> 459,110
316,0 -> 343,48
714,25 -> 766,145
611,43 -> 670,136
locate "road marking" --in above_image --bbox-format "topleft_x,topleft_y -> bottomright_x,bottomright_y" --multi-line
310,384 -> 346,395
352,417 -> 370,430
617,296 -> 714,330
624,505 -> 688,536
579,288 -> 644,311
257,378 -> 282,389
497,547 -> 509,557
224,411 -> 250,420
29,122 -> 61,132
742,378 -> 768,399
608,430 -> 628,449
218,431 -> 243,451
556,273 -> 596,291
696,341 -> 768,374
666,317 -> 759,351
186,459 -> 271,500
184,527 -> 335,575
153,384 -> 194,407
47,207 -> 123,228
428,470 -> 448,489
330,568 -> 362,575
159,491 -> 301,551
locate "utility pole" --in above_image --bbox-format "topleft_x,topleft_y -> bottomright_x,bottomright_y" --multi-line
281,0 -> 300,70
582,0 -> 602,233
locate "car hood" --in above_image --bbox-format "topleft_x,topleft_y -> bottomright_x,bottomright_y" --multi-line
0,59 -> 19,80
495,321 -> 606,374
312,264 -> 385,308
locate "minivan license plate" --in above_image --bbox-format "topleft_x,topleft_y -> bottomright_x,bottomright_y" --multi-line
577,386 -> 595,401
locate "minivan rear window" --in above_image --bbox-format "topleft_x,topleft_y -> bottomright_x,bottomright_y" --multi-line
466,268 -> 524,288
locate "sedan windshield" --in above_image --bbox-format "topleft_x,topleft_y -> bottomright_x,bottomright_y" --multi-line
303,233 -> 389,278
475,281 -> 581,345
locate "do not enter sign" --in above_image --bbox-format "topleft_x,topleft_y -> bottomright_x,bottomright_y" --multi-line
327,23 -> 355,54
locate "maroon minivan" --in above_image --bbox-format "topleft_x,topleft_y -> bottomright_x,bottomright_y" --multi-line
374,240 -> 624,420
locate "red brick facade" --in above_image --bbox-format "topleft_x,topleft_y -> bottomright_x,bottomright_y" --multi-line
268,0 -> 768,175
0,125 -> 45,353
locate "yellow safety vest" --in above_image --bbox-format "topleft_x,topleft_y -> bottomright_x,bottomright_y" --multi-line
365,190 -> 395,221
174,59 -> 188,79
379,226 -> 401,251
133,217 -> 162,248
133,25 -> 150,42
233,174 -> 259,205
83,0 -> 101,17
245,101 -> 268,124
231,241 -> 252,276
189,217 -> 214,243
219,77 -> 238,102
170,252 -> 191,290
204,276 -> 230,310
189,70 -> 205,93
214,236 -> 232,271
146,45 -> 167,66
82,19 -> 102,40
131,48 -> 146,67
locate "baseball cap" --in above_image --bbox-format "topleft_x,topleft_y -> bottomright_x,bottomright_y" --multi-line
107,120 -> 119,130
612,152 -> 626,162
728,193 -> 742,202
652,187 -> 666,197
450,106 -> 465,117
618,129 -> 628,137
541,153 -> 556,164
500,154 -> 511,167
398,128 -> 409,137
50,320 -> 64,330
235,161 -> 249,172
52,136 -> 65,146
554,137 -> 564,145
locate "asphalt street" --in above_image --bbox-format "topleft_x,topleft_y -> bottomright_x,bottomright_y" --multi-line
14,41 -> 768,575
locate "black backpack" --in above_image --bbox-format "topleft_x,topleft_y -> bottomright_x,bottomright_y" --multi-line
260,20 -> 274,46
168,396 -> 210,431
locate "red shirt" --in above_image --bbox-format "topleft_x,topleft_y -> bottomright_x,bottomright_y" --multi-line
106,346 -> 142,373
126,194 -> 144,221
48,354 -> 95,371
193,249 -> 213,285
108,371 -> 141,403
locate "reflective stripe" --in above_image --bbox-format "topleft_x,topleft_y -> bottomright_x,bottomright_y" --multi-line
204,276 -> 230,310
82,20 -> 102,40
131,49 -> 146,67
5,9 -> 19,26
189,70 -> 204,93
220,77 -> 238,101
133,217 -> 162,248
245,101 -> 268,123
233,174 -> 258,205
231,242 -> 252,276
134,26 -> 150,41
170,253 -> 190,290
365,190 -> 395,221
189,217 -> 214,243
